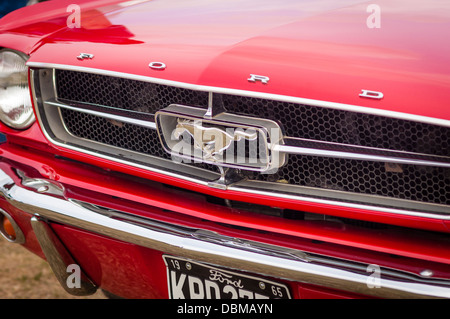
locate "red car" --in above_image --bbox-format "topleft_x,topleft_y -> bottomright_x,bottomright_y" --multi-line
0,0 -> 449,300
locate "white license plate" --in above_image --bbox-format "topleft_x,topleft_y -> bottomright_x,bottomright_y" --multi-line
163,255 -> 291,299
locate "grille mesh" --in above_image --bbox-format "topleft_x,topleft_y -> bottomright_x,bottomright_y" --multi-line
251,156 -> 450,205
56,70 -> 450,157
61,108 -> 168,158
56,69 -> 209,113
61,108 -> 221,172
55,70 -> 450,206
218,94 -> 450,157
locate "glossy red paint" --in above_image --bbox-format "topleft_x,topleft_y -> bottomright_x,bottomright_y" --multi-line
51,223 -> 169,299
0,0 -> 124,52
11,0 -> 450,122
2,122 -> 449,236
297,283 -> 371,299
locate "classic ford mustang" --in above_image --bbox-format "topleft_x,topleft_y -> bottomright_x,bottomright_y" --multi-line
0,0 -> 449,299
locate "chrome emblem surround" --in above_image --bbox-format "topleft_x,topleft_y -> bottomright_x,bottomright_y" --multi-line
172,118 -> 259,162
155,104 -> 285,174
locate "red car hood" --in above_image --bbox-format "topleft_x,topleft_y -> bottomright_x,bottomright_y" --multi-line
8,0 -> 450,123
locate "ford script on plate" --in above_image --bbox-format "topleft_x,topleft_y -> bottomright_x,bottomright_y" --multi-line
163,255 -> 291,299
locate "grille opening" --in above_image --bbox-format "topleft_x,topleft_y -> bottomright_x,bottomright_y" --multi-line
56,69 -> 450,158
248,155 -> 450,206
60,109 -> 450,206
56,69 -> 209,113
48,69 -> 450,210
61,108 -> 169,158
218,93 -> 450,157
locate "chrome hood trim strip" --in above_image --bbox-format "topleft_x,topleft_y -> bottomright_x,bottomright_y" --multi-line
0,167 -> 449,299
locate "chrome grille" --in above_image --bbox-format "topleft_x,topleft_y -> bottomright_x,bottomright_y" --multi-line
61,108 -> 168,158
32,67 -> 450,215
249,156 -> 450,205
57,70 -> 449,157
219,94 -> 449,157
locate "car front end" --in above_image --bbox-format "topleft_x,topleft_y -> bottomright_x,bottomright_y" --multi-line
0,0 -> 449,299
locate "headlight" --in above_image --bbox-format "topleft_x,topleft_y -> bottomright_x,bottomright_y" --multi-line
0,49 -> 35,129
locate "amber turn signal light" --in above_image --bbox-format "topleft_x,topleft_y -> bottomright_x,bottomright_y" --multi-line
2,217 -> 16,240
0,209 -> 24,244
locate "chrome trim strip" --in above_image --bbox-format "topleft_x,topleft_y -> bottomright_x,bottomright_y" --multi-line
30,215 -> 98,296
45,98 -> 157,129
275,139 -> 450,168
229,180 -> 450,219
47,96 -> 450,168
27,62 -> 450,128
35,124 -> 450,218
1,168 -> 449,299
72,199 -> 450,286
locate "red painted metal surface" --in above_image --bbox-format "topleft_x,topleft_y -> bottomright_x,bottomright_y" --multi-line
2,0 -> 447,121
4,124 -> 450,233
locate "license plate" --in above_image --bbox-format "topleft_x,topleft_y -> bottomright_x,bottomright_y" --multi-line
163,255 -> 291,299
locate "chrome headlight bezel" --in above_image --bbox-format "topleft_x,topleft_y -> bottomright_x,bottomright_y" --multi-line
0,48 -> 35,130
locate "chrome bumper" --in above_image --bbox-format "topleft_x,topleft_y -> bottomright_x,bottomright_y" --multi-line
0,167 -> 449,299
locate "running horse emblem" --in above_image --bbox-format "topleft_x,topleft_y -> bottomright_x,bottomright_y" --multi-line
172,118 -> 258,161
